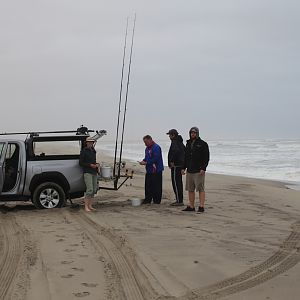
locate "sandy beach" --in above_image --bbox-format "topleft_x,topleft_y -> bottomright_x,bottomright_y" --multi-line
1,154 -> 300,300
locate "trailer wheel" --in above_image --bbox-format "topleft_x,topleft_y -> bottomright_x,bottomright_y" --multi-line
32,182 -> 66,209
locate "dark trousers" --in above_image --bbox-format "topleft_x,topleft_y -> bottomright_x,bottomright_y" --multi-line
145,172 -> 163,204
171,167 -> 183,203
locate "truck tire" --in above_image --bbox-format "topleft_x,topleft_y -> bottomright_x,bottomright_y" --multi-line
32,182 -> 66,209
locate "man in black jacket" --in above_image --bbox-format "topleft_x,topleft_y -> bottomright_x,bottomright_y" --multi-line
166,129 -> 185,206
182,127 -> 210,213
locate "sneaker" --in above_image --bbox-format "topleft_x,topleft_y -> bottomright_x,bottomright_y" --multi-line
197,206 -> 205,213
182,206 -> 195,212
142,200 -> 151,205
170,202 -> 184,206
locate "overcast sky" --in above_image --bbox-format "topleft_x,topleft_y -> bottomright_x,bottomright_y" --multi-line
1,0 -> 299,141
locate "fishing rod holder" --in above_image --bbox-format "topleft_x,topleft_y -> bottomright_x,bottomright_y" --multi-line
98,169 -> 134,191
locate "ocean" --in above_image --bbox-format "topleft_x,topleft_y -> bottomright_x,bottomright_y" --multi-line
98,139 -> 300,189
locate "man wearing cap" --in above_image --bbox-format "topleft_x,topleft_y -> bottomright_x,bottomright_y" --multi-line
166,129 -> 185,206
79,137 -> 99,212
182,127 -> 210,213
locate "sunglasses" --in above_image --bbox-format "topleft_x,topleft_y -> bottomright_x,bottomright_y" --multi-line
190,131 -> 197,134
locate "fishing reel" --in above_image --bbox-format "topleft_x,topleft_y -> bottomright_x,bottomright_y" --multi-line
76,125 -> 89,135
115,161 -> 126,169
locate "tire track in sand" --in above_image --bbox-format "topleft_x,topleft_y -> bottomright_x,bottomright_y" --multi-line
66,210 -> 162,300
0,214 -> 31,300
65,210 -> 300,300
179,221 -> 300,300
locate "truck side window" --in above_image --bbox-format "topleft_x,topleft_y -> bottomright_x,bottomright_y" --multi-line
6,144 -> 15,159
3,143 -> 20,192
0,142 -> 5,160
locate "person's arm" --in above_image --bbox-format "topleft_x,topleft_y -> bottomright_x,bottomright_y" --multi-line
138,150 -> 147,165
181,143 -> 188,175
183,142 -> 189,170
168,143 -> 176,168
200,143 -> 210,172
139,160 -> 147,165
177,143 -> 186,168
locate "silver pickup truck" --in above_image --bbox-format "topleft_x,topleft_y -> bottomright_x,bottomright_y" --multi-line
0,128 -> 106,209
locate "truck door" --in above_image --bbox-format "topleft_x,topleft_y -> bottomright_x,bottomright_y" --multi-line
2,143 -> 21,193
0,142 -> 7,193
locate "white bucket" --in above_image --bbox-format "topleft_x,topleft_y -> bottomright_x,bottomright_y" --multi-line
131,198 -> 142,207
101,166 -> 112,178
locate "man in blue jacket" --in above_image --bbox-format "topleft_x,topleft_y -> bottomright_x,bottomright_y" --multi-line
139,135 -> 164,204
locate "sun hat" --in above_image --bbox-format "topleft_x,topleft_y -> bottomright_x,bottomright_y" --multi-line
86,137 -> 96,142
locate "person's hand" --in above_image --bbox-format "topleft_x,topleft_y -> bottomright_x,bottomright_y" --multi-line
90,164 -> 98,169
170,162 -> 175,168
181,169 -> 186,175
138,160 -> 147,165
200,170 -> 205,176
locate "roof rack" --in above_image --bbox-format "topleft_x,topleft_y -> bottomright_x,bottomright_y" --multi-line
0,125 -> 94,138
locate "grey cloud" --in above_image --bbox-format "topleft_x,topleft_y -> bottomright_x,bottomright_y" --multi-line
0,0 -> 299,139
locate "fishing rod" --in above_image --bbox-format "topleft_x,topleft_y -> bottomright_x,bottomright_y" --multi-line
113,17 -> 129,179
118,13 -> 136,180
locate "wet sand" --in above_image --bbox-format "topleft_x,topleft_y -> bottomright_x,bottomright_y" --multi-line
1,156 -> 300,300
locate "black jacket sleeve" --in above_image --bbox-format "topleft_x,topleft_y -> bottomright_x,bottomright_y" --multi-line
200,141 -> 209,171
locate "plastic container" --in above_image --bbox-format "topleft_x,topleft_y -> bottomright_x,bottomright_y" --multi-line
131,198 -> 142,207
100,166 -> 112,178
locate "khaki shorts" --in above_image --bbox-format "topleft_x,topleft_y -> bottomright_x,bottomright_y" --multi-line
84,173 -> 98,198
185,172 -> 205,192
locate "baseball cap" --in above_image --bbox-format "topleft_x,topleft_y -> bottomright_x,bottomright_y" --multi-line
166,129 -> 178,135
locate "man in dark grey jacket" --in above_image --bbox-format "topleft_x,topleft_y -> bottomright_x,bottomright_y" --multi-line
79,137 -> 99,212
167,129 -> 185,206
182,127 -> 210,213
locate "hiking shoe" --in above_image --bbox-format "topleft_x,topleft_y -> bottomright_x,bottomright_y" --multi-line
197,206 -> 205,213
182,206 -> 195,212
170,201 -> 184,206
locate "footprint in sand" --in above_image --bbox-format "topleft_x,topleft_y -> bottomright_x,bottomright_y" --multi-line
64,249 -> 75,252
56,238 -> 65,242
81,283 -> 98,288
61,260 -> 74,265
78,254 -> 89,258
73,292 -> 90,297
61,274 -> 74,278
70,243 -> 79,247
56,234 -> 66,238
72,267 -> 84,272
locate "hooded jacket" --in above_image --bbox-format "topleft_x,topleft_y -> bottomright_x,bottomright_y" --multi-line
184,127 -> 210,173
167,135 -> 185,168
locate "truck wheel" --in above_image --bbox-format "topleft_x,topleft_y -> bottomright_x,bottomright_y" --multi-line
32,182 -> 66,209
